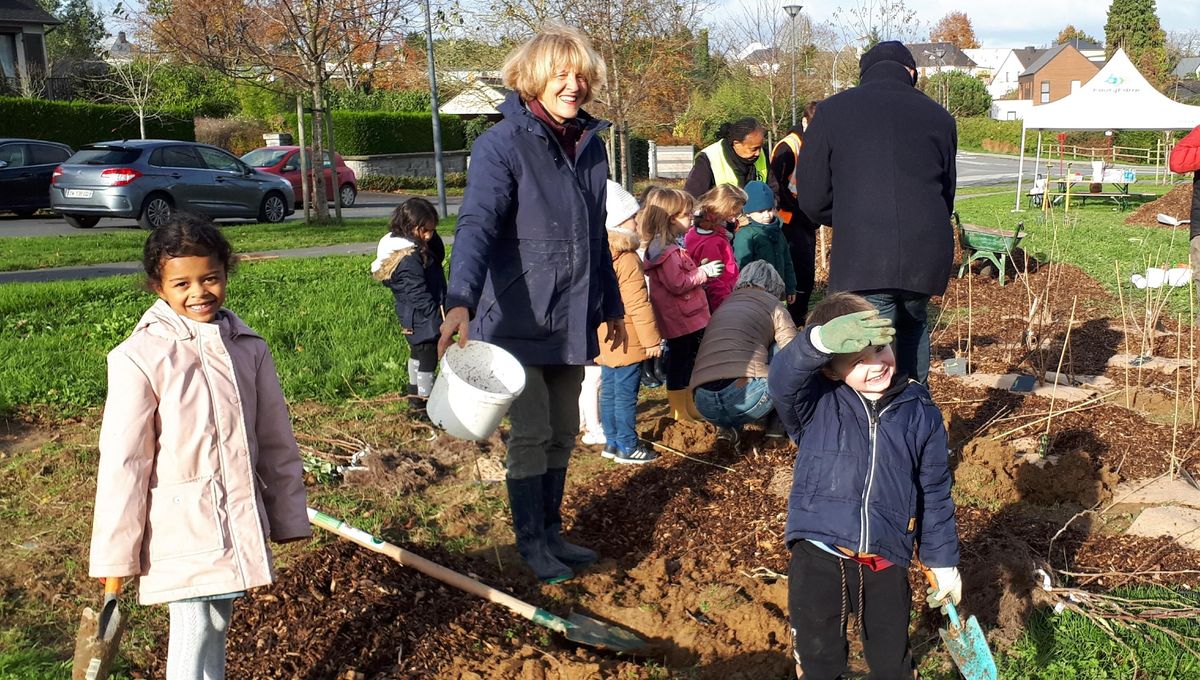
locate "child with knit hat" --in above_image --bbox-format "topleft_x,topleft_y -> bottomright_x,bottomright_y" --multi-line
593,181 -> 663,463
733,181 -> 797,307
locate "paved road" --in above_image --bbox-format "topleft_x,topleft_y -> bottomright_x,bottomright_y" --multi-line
0,191 -> 462,238
954,150 -> 1142,187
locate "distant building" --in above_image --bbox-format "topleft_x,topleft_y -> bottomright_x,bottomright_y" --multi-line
988,47 -> 1045,100
737,43 -> 782,77
1058,38 -> 1106,65
0,0 -> 59,89
102,31 -> 136,64
1017,43 -> 1099,105
963,48 -> 1009,79
438,75 -> 511,120
1173,57 -> 1200,80
906,42 -> 977,79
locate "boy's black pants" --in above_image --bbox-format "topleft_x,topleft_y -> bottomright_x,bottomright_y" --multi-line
788,541 -> 913,680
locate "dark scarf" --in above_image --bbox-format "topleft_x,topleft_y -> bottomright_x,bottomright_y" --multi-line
721,137 -> 760,186
527,98 -> 584,160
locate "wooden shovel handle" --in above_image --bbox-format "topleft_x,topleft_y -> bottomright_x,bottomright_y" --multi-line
307,508 -> 552,628
914,558 -> 940,590
104,577 -> 122,596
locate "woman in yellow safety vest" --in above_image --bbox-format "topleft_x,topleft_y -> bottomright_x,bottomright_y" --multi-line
684,117 -> 770,197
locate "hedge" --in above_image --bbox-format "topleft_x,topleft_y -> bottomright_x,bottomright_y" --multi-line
0,97 -> 195,149
357,173 -> 468,192
956,117 -> 1169,157
285,110 -> 465,155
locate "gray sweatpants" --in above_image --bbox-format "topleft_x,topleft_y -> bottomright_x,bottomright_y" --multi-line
505,364 -> 584,479
167,599 -> 233,680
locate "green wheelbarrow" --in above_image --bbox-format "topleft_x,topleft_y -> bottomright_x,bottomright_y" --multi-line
954,212 -> 1025,286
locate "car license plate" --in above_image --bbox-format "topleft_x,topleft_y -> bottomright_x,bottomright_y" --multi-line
65,189 -> 93,199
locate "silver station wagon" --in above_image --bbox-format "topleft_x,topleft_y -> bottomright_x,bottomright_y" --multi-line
50,140 -> 296,229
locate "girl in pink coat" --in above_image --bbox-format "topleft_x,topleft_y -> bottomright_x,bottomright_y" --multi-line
642,186 -> 724,421
684,183 -> 746,311
88,214 -> 310,678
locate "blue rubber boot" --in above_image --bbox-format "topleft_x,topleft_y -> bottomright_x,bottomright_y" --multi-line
542,467 -> 598,567
506,476 -> 573,584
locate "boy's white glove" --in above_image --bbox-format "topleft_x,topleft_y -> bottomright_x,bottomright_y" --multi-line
699,260 -> 725,278
926,566 -> 962,609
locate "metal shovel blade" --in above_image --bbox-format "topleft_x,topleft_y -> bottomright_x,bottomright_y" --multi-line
71,595 -> 125,680
937,604 -> 998,680
562,611 -> 646,653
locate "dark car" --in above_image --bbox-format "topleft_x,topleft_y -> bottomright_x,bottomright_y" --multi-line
241,146 -> 357,207
0,138 -> 74,217
50,140 -> 295,230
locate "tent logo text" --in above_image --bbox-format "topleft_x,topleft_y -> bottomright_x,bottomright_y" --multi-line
1104,75 -> 1125,86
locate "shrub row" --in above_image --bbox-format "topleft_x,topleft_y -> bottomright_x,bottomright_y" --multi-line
956,117 -> 1167,157
357,173 -> 468,192
284,111 -> 466,155
0,97 -> 194,149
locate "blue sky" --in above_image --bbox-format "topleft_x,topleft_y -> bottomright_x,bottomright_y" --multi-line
712,1 -> 1200,49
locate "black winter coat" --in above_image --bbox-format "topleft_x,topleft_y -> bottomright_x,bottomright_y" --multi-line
767,329 -> 959,568
382,238 -> 446,345
795,61 -> 957,297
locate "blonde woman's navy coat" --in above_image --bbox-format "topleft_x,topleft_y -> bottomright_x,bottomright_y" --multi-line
445,92 -> 623,365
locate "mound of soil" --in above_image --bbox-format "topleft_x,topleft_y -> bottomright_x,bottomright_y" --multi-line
956,437 -> 1119,508
1124,185 -> 1195,227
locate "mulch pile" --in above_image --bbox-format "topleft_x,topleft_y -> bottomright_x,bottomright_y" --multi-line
133,263 -> 1200,678
1125,184 -> 1195,227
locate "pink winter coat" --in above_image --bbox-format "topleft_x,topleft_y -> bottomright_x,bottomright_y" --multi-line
684,225 -> 739,310
643,240 -> 711,339
88,299 -> 311,605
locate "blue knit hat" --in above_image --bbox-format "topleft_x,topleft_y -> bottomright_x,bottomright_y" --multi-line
742,181 -> 775,213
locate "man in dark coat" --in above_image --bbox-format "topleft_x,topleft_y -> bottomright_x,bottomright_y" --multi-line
795,41 -> 956,383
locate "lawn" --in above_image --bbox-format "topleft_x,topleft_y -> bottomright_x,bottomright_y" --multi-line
0,216 -> 456,273
0,255 -> 413,412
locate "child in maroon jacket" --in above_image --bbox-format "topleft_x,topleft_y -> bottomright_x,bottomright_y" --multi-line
684,184 -> 746,311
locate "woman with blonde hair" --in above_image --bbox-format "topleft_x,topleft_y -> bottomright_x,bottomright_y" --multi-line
438,25 -> 625,584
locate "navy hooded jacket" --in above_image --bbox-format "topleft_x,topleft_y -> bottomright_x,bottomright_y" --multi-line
445,92 -> 624,365
767,329 -> 959,568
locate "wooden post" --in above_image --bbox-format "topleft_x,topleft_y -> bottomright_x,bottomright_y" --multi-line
296,95 -> 311,222
324,100 -> 342,222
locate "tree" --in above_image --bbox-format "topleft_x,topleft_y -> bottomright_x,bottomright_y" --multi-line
832,0 -> 925,48
929,11 -> 979,50
1055,25 -> 1099,46
1105,0 -> 1169,85
37,0 -> 106,65
919,69 -> 990,118
147,0 -> 416,222
97,55 -> 174,138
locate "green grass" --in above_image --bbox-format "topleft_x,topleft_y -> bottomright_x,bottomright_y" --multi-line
0,216 -> 456,272
999,587 -> 1200,679
954,187 -> 1193,316
0,254 -> 416,411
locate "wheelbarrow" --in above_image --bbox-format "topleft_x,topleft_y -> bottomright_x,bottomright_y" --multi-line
954,212 -> 1025,286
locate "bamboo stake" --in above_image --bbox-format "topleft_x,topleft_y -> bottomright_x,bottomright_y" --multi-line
1115,261 -> 1131,408
1172,314 -> 1183,480
991,390 -> 1119,441
967,262 -> 974,374
646,441 -> 737,472
1045,296 -> 1079,441
1191,280 -> 1196,427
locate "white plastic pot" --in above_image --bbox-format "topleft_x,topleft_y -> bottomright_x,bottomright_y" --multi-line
1166,267 -> 1194,287
427,341 -> 526,441
1145,267 -> 1166,288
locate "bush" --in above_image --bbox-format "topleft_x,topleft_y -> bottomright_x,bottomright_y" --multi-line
357,173 -> 468,192
956,117 -> 1034,153
195,117 -> 271,155
0,97 -> 194,148
921,70 -> 992,118
324,88 -> 431,112
284,110 -> 466,155
464,116 -> 495,149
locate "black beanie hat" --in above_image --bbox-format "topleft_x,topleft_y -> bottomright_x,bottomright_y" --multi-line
859,40 -> 917,81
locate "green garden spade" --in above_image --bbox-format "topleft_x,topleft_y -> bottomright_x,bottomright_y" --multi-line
308,508 -> 645,653
918,562 -> 997,680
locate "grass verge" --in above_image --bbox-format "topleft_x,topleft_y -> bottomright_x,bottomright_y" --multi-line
0,216 -> 455,272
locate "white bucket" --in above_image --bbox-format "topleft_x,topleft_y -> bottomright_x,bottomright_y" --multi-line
427,341 -> 527,441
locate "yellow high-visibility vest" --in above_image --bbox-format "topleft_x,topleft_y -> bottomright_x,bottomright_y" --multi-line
699,141 -> 766,188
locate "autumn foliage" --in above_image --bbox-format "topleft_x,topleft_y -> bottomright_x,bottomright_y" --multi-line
929,11 -> 980,50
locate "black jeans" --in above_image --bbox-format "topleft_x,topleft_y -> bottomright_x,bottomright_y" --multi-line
788,541 -> 913,680
664,329 -> 704,391
785,223 -> 818,325
410,341 -> 437,372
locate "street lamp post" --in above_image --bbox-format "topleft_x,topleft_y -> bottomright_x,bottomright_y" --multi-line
783,4 -> 803,127
923,47 -> 947,110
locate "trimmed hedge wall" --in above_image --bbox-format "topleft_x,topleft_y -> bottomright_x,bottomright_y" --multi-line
285,111 -> 466,155
0,97 -> 195,149
358,173 -> 468,191
956,117 -> 1167,157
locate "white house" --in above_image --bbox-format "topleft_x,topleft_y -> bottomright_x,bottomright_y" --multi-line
1174,57 -> 1200,80
438,75 -> 510,119
987,47 -> 1044,100
963,48 -> 1009,80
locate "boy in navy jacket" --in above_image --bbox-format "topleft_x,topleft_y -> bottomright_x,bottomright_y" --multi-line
767,291 -> 961,679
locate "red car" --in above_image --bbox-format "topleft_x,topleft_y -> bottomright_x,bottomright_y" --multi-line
241,146 -> 357,207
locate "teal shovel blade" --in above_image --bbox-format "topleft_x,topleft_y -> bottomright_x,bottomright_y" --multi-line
938,603 -> 998,680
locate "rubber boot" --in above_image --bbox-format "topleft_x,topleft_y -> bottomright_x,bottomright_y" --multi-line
667,389 -> 698,422
684,388 -> 703,420
542,467 -> 597,567
506,476 -> 573,583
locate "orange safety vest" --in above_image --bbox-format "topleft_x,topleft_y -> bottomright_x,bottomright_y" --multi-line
771,133 -> 802,223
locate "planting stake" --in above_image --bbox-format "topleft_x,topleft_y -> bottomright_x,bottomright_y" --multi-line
307,508 -> 646,653
1172,315 -> 1183,479
1044,296 -> 1079,442
991,391 -> 1118,441
1115,261 -> 1131,408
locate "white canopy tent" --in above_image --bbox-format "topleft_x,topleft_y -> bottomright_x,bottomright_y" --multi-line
1013,49 -> 1200,209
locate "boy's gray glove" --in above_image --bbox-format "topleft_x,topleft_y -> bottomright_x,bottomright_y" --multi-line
817,310 -> 895,354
